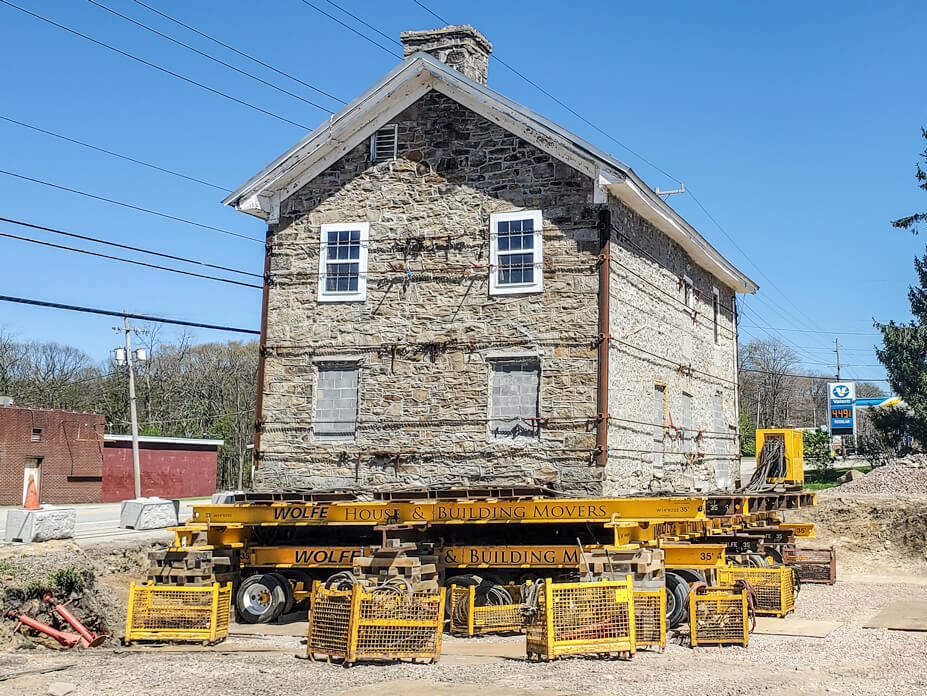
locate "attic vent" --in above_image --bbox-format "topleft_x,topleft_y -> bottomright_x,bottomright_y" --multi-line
370,124 -> 398,163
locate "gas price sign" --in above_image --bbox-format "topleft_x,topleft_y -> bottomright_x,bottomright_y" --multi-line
827,382 -> 856,436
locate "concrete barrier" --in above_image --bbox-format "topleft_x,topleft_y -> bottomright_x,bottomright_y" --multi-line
119,498 -> 179,530
5,506 -> 76,543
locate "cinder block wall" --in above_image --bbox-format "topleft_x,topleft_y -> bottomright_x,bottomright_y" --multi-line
0,406 -> 104,504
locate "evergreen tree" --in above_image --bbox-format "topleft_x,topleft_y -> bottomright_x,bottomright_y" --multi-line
874,129 -> 927,447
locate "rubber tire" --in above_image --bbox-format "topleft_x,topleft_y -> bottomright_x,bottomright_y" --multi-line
665,573 -> 690,629
236,573 -> 287,624
268,572 -> 296,616
444,574 -> 481,618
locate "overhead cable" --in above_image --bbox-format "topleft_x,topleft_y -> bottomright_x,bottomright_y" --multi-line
130,0 -> 347,104
0,217 -> 261,278
0,169 -> 263,243
0,0 -> 312,129
297,0 -> 402,59
0,294 -> 260,335
86,0 -> 336,114
0,229 -> 262,289
0,114 -> 230,192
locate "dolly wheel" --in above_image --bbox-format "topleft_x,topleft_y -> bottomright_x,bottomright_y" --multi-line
665,572 -> 690,629
236,574 -> 287,624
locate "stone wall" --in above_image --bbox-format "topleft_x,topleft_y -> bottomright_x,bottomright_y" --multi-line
605,198 -> 740,494
259,90 -> 603,494
256,89 -> 741,496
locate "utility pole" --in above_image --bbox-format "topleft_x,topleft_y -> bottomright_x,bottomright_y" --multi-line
114,315 -> 147,500
834,338 -> 841,381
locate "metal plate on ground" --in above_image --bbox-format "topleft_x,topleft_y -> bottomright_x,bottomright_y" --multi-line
752,617 -> 841,638
334,680 -> 576,696
863,600 -> 927,631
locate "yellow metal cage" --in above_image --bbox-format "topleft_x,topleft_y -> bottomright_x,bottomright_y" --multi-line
689,585 -> 749,647
308,584 -> 444,665
124,581 -> 231,645
717,566 -> 796,617
633,588 -> 666,650
525,577 -> 636,661
449,583 -> 527,636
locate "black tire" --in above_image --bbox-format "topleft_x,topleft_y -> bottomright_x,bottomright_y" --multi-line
268,572 -> 296,616
236,573 -> 287,624
764,546 -> 784,565
444,574 -> 481,618
665,572 -> 690,629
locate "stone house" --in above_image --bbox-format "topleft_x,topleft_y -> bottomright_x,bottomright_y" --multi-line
225,25 -> 758,496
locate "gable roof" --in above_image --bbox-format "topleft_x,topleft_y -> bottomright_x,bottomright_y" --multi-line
224,52 -> 758,294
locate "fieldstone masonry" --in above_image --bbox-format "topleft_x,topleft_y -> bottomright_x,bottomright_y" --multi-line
253,29 -> 741,496
400,25 -> 492,85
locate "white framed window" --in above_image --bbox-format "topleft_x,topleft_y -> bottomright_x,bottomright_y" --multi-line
370,124 -> 398,163
317,222 -> 369,302
489,210 -> 543,295
712,287 -> 721,344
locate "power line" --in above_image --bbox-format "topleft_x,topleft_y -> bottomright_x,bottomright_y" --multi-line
740,323 -> 879,337
297,0 -> 402,59
0,0 -> 312,130
0,294 -> 260,335
0,228 -> 262,289
0,217 -> 261,278
0,169 -> 263,243
130,0 -> 347,104
0,114 -> 230,192
409,0 -> 683,186
322,0 -> 403,51
86,0 -> 335,115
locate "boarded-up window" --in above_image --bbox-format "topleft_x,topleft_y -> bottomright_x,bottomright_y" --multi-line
490,359 -> 540,438
712,288 -> 720,344
713,392 -> 725,435
653,384 -> 666,477
314,362 -> 359,441
679,392 -> 692,451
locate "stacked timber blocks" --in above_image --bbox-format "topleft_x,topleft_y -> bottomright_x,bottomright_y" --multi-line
580,548 -> 665,591
351,541 -> 439,593
147,548 -> 240,587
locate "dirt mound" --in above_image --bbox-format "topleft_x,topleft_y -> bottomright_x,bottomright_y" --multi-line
821,460 -> 927,497
792,495 -> 927,574
0,540 -> 153,649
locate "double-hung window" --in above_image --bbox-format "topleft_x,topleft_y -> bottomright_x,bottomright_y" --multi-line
489,210 -> 543,295
317,222 -> 369,302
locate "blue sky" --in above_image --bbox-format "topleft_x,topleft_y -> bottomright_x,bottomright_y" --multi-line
1,1 -> 925,386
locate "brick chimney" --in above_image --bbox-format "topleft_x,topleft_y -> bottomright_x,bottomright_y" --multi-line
400,25 -> 492,86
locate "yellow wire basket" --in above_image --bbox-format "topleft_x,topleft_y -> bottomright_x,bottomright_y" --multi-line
689,585 -> 749,647
308,584 -> 444,665
717,566 -> 796,617
124,581 -> 231,645
525,577 -> 636,661
449,583 -> 527,636
633,588 -> 666,650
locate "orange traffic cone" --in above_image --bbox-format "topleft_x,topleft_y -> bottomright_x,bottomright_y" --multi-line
23,474 -> 40,510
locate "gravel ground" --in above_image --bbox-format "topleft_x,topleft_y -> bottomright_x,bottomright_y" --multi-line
821,459 -> 927,497
2,577 -> 925,696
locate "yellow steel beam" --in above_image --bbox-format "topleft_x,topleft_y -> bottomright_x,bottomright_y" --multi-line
246,546 -> 371,568
191,497 -> 707,526
780,523 -> 816,538
661,543 -> 726,569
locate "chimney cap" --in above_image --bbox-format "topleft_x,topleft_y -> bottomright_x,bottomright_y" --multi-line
399,24 -> 493,56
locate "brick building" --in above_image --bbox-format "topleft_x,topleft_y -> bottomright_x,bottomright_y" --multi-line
0,403 -> 222,504
0,404 -> 105,505
225,25 -> 758,496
